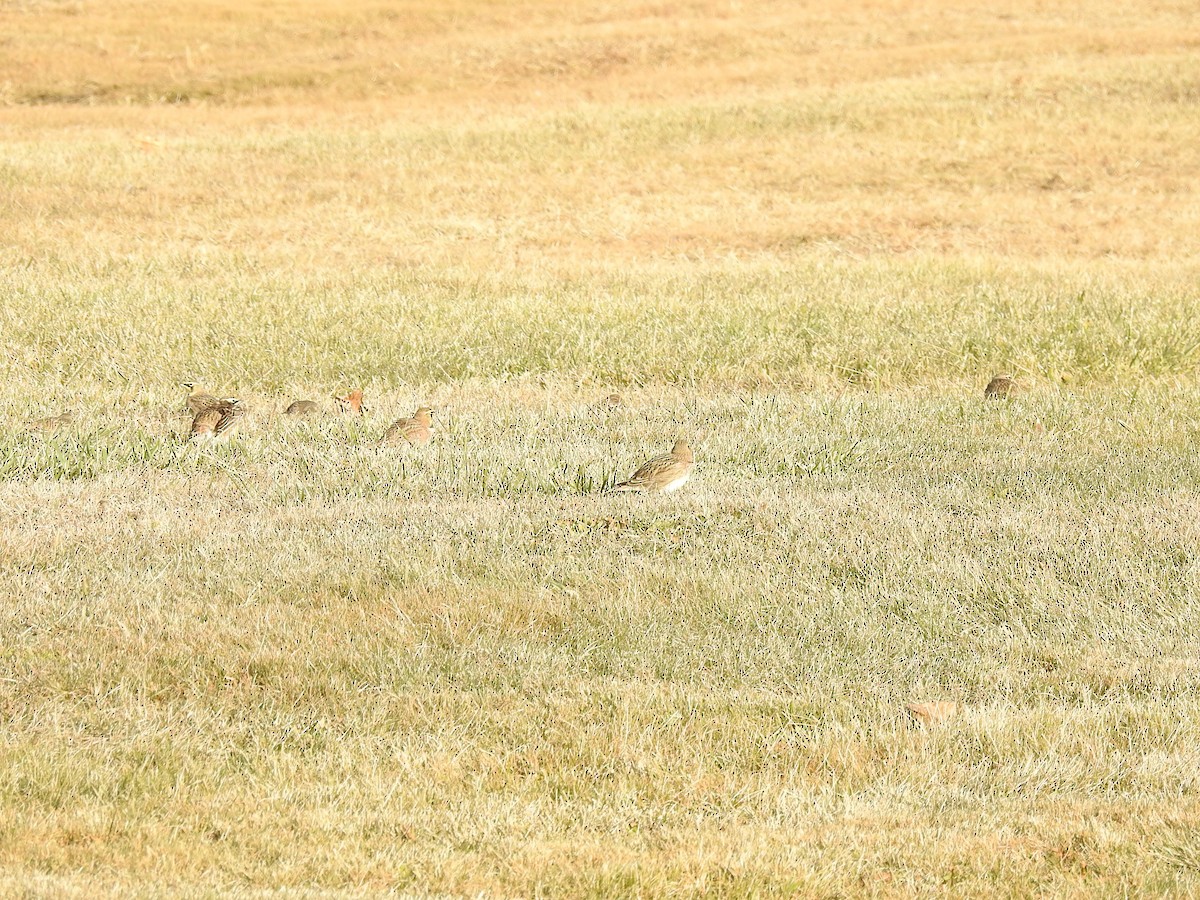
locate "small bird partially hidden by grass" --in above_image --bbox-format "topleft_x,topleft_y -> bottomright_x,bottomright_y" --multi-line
335,389 -> 366,415
188,398 -> 244,442
26,412 -> 73,432
595,392 -> 624,409
285,400 -> 320,416
984,375 -> 1018,399
904,701 -> 958,726
379,407 -> 434,447
183,382 -> 224,414
608,440 -> 694,493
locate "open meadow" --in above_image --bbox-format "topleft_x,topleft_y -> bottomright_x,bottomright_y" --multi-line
2,0 -> 1200,895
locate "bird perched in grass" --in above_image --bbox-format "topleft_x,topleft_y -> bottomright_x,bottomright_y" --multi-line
335,389 -> 366,415
285,400 -> 320,416
189,398 -> 243,442
905,701 -> 958,726
984,375 -> 1018,399
26,412 -> 73,432
183,382 -> 224,414
379,407 -> 434,447
609,440 -> 694,493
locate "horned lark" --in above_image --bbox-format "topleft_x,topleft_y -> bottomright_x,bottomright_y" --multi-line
285,400 -> 320,416
610,440 -> 694,493
26,412 -> 73,432
183,382 -> 223,414
335,389 -> 366,415
379,407 -> 433,447
188,398 -> 243,442
984,376 -> 1017,399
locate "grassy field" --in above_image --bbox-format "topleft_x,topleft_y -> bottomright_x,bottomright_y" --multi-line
2,0 -> 1200,896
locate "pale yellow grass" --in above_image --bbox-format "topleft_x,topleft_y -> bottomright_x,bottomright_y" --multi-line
4,382 -> 1200,895
3,0 -> 1200,896
1,0 -> 1198,269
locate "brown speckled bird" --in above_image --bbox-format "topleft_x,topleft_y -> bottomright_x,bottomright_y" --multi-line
610,440 -> 694,493
379,407 -> 433,447
189,398 -> 243,442
984,375 -> 1017,400
335,389 -> 366,415
285,400 -> 320,416
904,701 -> 959,726
26,412 -> 73,432
183,382 -> 223,414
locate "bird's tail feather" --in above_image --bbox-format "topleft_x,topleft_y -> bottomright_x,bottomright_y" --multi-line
607,481 -> 640,493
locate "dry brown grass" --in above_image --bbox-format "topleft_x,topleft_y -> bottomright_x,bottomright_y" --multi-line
2,0 -> 1199,269
3,1 -> 1200,896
